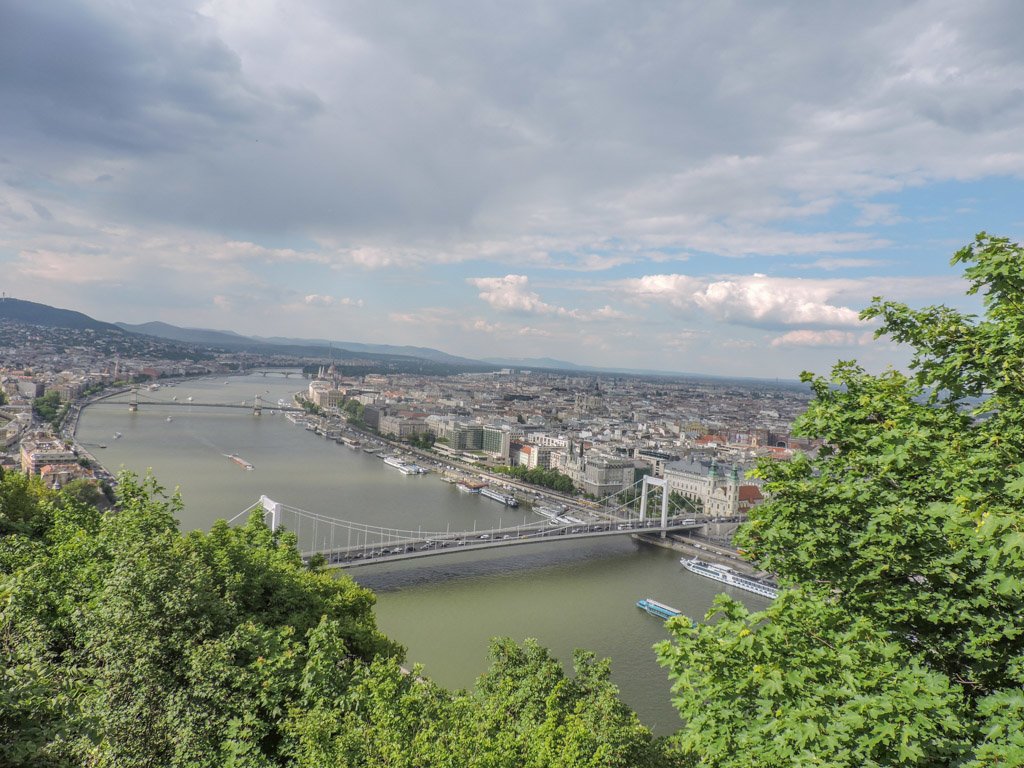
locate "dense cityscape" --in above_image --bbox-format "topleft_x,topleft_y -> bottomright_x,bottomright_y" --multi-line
1,309 -> 814,544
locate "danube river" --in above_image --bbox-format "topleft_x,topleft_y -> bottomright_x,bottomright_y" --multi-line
76,372 -> 769,733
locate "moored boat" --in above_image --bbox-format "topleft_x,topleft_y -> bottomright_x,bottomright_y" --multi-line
383,456 -> 427,474
480,487 -> 519,507
680,558 -> 778,599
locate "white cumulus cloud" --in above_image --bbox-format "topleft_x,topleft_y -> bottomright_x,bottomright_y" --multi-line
694,276 -> 862,328
618,274 -> 705,310
303,294 -> 335,306
467,274 -> 576,316
619,273 -> 865,328
770,329 -> 873,347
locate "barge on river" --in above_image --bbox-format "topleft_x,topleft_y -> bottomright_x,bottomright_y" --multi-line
224,453 -> 254,471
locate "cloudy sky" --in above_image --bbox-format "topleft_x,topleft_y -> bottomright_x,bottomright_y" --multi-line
2,1 -> 1022,377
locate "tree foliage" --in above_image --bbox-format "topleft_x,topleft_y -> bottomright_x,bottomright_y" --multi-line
493,465 -> 577,494
659,234 -> 1024,766
407,431 -> 435,449
32,390 -> 67,428
341,398 -> 364,425
1,471 -> 668,766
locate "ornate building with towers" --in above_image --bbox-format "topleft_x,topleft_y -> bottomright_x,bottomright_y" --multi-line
663,458 -> 741,518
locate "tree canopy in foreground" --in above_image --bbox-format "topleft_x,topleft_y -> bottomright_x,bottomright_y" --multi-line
0,473 -> 667,767
658,234 -> 1024,766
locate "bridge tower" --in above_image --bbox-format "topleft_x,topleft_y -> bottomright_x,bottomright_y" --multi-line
260,495 -> 281,529
128,387 -> 138,412
253,394 -> 262,416
639,475 -> 670,538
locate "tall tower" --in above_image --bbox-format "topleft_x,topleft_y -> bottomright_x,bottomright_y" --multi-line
727,464 -> 740,515
704,459 -> 719,516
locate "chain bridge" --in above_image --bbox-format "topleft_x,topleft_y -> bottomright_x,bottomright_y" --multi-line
227,476 -> 703,568
99,388 -> 303,414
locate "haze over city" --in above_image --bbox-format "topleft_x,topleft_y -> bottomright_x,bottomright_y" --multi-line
3,1 -> 1023,376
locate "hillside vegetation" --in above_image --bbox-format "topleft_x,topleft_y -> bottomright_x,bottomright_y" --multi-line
0,298 -> 122,332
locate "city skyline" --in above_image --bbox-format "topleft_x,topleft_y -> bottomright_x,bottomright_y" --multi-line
2,1 -> 1023,377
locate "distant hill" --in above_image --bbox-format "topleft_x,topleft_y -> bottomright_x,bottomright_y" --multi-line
114,320 -> 498,371
253,335 -> 482,366
115,321 -> 253,348
482,356 -> 758,379
0,297 -> 123,333
118,321 -> 488,366
482,356 -> 588,371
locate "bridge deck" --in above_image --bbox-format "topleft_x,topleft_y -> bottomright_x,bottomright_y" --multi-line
96,399 -> 303,412
307,520 -> 701,568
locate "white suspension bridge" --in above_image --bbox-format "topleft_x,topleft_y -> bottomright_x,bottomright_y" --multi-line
227,476 -> 703,568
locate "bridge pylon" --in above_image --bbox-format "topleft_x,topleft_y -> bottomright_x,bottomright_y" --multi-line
260,495 -> 281,529
128,387 -> 138,412
253,394 -> 262,416
639,475 -> 670,538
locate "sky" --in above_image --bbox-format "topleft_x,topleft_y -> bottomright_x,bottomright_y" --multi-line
2,0 -> 1023,378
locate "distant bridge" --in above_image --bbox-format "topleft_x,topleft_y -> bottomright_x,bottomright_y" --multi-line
250,370 -> 305,378
228,476 -> 703,568
99,389 -> 303,414
145,400 -> 303,413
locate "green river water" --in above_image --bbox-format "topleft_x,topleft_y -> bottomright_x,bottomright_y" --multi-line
76,372 -> 769,734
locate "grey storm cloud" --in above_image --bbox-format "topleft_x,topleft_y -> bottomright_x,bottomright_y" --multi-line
0,3 -> 278,154
2,0 -> 1024,252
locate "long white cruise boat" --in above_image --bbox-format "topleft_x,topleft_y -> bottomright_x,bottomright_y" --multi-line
681,558 -> 778,599
480,487 -> 519,507
383,456 -> 427,475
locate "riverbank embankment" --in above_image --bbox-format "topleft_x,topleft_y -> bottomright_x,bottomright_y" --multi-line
634,532 -> 763,577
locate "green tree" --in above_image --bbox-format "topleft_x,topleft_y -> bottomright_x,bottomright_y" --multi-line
475,638 -> 667,768
1,470 -> 672,766
407,432 -> 435,449
658,594 -> 966,767
59,478 -> 109,509
32,390 -> 66,428
658,234 -> 1024,766
1,472 -> 399,767
297,397 -> 324,417
286,637 -> 670,767
342,398 -> 364,425
0,471 -> 54,541
667,491 -> 701,515
493,465 -> 577,494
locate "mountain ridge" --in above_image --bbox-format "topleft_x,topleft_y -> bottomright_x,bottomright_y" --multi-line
251,335 -> 482,366
115,321 -> 252,347
5,298 -> 801,382
0,298 -> 124,333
